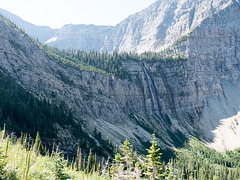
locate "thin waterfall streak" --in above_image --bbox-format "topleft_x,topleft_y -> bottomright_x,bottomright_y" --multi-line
143,66 -> 169,129
143,65 -> 182,142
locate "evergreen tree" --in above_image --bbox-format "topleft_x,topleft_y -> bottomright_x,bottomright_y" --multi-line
110,138 -> 136,179
144,133 -> 164,180
78,147 -> 82,171
86,149 -> 92,174
74,146 -> 82,171
120,138 -> 135,179
1,124 -> 5,140
24,147 -> 32,180
33,131 -> 41,154
53,152 -> 69,180
110,152 -> 123,178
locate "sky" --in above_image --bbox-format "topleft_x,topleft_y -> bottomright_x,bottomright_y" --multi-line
1,0 -> 156,29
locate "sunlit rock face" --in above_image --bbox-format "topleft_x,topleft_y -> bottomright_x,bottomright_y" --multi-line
200,80 -> 240,152
45,24 -> 113,51
101,0 -> 234,53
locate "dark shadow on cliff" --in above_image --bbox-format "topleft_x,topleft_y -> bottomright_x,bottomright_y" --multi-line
197,79 -> 240,147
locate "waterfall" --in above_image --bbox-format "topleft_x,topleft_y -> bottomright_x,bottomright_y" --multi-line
143,65 -> 182,142
143,65 -> 170,130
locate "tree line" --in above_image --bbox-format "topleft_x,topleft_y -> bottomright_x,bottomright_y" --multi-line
1,127 -> 240,179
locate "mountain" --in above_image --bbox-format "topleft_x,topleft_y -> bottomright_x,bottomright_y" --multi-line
172,0 -> 240,152
0,0 -> 240,155
1,0 -> 237,54
45,24 -> 113,51
0,8 -> 113,52
0,15 -> 114,156
102,0 -> 234,52
0,14 -> 184,153
0,8 -> 58,42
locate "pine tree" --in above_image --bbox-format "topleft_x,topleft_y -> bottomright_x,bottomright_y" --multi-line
93,153 -> 97,172
78,147 -> 82,171
120,138 -> 135,179
33,131 -> 41,154
53,151 -> 69,180
110,138 -> 135,179
110,152 -> 123,178
166,158 -> 175,179
144,133 -> 164,180
24,147 -> 32,180
74,146 -> 82,171
4,136 -> 9,159
86,149 -> 92,174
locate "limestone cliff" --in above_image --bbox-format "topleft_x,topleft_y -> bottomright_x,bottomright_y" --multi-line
102,0 -> 234,53
0,15 -> 186,151
45,24 -> 112,51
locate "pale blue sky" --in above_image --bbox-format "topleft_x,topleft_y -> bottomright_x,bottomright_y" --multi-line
1,0 -> 156,29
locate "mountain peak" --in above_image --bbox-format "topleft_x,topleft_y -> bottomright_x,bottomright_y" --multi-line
0,0 -> 237,53
101,0 -> 233,52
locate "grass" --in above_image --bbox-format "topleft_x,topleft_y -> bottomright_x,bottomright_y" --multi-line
1,126 -> 240,179
0,130 -> 109,180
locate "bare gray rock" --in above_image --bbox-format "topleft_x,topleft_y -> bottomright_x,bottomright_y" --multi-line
45,24 -> 113,51
102,0 -> 234,53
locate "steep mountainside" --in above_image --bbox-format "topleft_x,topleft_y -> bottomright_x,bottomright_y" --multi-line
0,15 -> 186,152
45,24 -> 113,51
0,8 -> 58,43
183,0 -> 240,151
102,0 -> 233,52
0,0 -> 240,154
1,0 -> 236,54
0,8 -> 113,52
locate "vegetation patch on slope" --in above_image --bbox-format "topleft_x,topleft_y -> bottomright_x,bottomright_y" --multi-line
0,70 -> 113,159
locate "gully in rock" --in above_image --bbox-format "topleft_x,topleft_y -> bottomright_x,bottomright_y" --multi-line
143,65 -> 182,142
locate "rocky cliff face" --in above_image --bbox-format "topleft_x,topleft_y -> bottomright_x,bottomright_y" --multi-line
164,0 -> 240,151
1,0 -> 236,54
45,24 -> 113,51
102,0 -> 233,52
184,0 -> 240,151
0,0 -> 240,153
0,15 -> 187,151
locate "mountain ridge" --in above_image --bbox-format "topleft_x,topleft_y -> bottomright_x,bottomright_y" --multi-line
45,24 -> 113,51
1,0 -> 235,53
101,0 -> 233,52
0,8 -> 58,43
